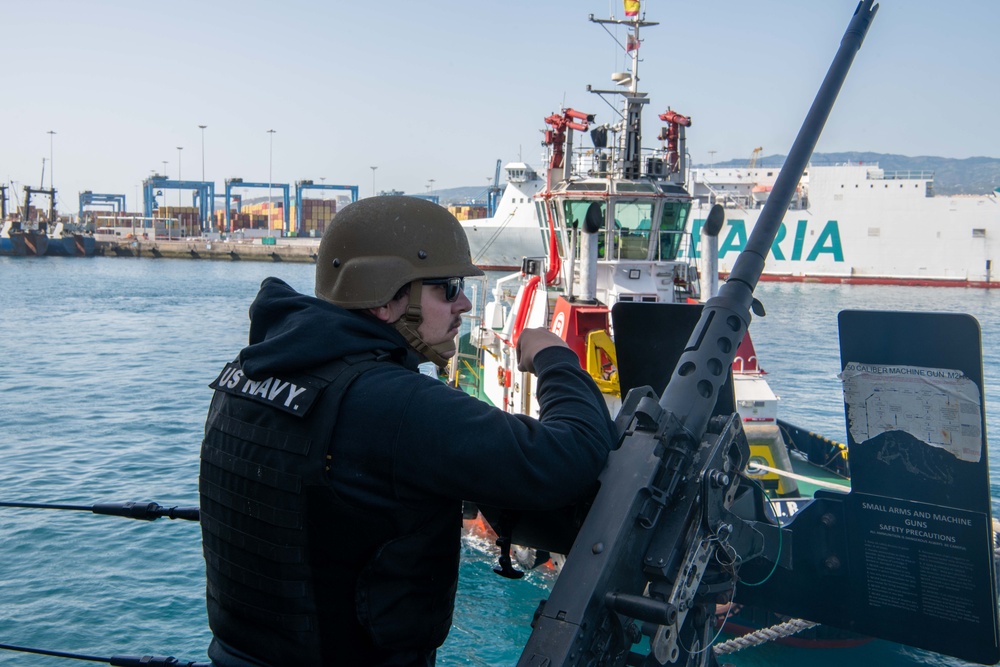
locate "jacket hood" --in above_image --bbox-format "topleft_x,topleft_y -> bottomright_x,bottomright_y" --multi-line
238,277 -> 417,378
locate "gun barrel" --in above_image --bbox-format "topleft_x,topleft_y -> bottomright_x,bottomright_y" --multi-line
731,0 -> 879,289
659,0 -> 878,439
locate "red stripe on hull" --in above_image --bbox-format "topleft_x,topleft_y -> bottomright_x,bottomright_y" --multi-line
723,273 -> 1000,289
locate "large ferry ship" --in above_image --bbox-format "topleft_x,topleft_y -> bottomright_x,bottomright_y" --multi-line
689,163 -> 1000,286
465,160 -> 1000,286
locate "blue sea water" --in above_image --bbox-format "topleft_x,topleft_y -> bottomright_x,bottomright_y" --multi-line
0,255 -> 998,666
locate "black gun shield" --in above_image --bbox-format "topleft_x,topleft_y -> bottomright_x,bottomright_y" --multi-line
612,301 -> 735,415
837,310 -> 998,663
738,310 -> 998,665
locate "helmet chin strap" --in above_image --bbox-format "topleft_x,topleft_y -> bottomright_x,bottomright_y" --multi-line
391,280 -> 456,368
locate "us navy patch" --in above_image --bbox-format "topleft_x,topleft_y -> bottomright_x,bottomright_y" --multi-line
209,362 -> 325,416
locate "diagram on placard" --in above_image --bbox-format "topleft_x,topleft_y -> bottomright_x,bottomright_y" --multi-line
841,362 -> 982,463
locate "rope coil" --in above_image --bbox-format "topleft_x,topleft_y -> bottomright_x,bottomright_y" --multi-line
713,618 -> 819,655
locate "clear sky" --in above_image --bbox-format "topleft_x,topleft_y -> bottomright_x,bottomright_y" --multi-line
2,0 -> 996,214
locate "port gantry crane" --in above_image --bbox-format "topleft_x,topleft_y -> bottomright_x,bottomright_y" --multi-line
142,175 -> 215,233
223,178 -> 290,234
294,180 -> 358,235
79,191 -> 127,226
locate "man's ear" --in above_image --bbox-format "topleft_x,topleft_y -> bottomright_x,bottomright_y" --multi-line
368,296 -> 407,323
367,304 -> 394,323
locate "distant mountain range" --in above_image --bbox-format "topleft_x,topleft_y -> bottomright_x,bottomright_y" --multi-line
426,153 -> 999,203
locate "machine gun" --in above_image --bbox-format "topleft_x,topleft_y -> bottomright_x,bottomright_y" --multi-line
512,3 -> 881,665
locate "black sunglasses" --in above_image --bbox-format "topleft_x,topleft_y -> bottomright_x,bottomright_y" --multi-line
423,277 -> 465,302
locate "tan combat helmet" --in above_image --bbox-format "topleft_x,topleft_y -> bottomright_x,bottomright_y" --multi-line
316,195 -> 483,309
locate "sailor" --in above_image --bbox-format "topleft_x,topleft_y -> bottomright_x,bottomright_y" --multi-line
199,196 -> 617,666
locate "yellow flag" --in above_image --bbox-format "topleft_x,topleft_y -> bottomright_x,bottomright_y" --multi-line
624,0 -> 640,16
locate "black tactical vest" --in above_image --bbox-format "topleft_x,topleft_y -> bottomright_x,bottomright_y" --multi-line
200,354 -> 460,666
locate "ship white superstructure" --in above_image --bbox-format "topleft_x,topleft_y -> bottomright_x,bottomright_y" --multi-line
689,163 -> 1000,285
460,162 -> 547,270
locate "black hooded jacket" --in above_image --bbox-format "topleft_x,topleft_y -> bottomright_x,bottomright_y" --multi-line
201,277 -> 617,666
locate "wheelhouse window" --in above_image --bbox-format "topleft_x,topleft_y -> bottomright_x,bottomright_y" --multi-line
611,199 -> 654,260
562,199 -> 605,258
615,182 -> 657,193
657,202 -> 690,260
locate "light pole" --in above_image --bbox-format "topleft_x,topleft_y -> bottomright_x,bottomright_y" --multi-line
198,125 -> 207,234
708,150 -> 717,167
267,129 -> 276,235
198,125 -> 207,182
162,160 -> 168,220
176,147 -> 183,211
370,166 -> 378,198
160,161 -> 168,237
47,130 -> 56,191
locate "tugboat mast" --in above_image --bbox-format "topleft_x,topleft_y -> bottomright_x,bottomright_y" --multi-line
587,14 -> 658,180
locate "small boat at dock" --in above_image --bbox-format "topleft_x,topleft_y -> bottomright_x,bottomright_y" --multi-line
0,220 -> 49,256
44,222 -> 96,257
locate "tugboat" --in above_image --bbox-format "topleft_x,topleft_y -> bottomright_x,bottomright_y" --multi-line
461,10 -> 813,497
470,11 -> 701,421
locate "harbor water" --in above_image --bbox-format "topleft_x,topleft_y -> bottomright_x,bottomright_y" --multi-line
1,255 -> 998,666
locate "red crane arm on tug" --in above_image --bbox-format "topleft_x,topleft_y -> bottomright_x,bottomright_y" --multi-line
540,108 -> 594,286
543,108 -> 594,169
562,107 -> 594,128
658,108 -> 691,127
657,107 -> 692,174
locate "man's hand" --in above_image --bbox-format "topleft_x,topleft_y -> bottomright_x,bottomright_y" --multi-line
516,328 -> 569,374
